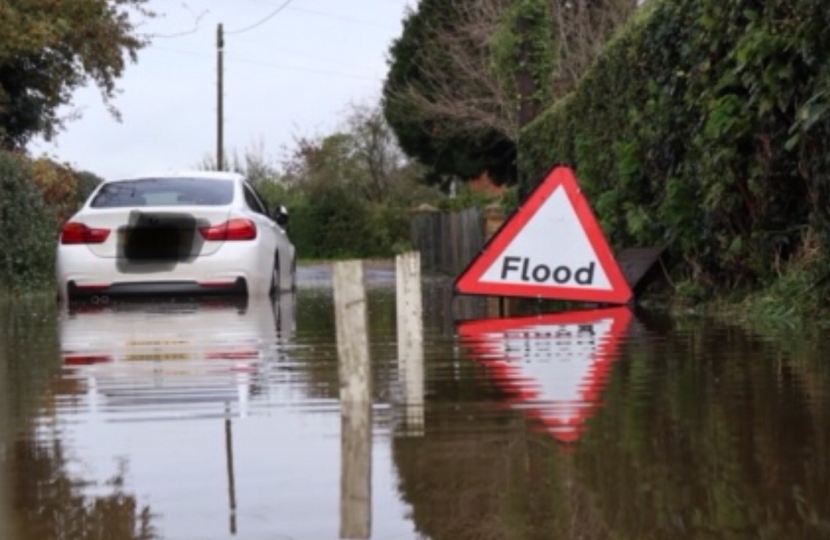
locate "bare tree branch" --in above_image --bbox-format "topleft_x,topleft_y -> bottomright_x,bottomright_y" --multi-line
395,0 -> 517,141
387,0 -> 638,145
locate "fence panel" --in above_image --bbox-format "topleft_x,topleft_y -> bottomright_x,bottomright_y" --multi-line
410,208 -> 485,276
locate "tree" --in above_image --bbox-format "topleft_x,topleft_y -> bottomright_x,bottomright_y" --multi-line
209,103 -> 443,259
0,0 -> 152,148
383,0 -> 638,187
548,0 -> 639,90
278,103 -> 428,204
383,0 -> 518,187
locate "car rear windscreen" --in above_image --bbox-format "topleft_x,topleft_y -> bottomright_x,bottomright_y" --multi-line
90,178 -> 234,208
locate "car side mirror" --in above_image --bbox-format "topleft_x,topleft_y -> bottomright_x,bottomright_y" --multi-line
273,205 -> 289,227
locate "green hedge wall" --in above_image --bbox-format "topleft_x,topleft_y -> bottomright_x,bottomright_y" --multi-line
519,0 -> 830,291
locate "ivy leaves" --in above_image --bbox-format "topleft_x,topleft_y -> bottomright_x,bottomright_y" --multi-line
521,0 -> 830,292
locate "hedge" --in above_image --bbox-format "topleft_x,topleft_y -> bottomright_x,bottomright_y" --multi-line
519,0 -> 830,293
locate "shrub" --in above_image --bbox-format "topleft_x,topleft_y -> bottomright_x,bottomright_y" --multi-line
0,152 -> 58,290
75,171 -> 104,205
29,157 -> 80,223
283,184 -> 411,260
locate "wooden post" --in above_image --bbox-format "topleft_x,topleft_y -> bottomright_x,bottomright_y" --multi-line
224,405 -> 237,535
483,204 -> 508,317
396,252 -> 424,436
333,261 -> 372,540
216,23 -> 224,171
0,342 -> 10,539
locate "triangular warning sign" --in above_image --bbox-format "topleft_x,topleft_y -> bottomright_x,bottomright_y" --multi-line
455,166 -> 632,304
458,307 -> 632,444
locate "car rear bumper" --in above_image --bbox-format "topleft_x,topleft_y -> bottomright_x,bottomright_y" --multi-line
66,278 -> 248,299
57,241 -> 273,301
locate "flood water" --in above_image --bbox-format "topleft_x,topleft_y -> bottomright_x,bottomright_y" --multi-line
2,264 -> 830,540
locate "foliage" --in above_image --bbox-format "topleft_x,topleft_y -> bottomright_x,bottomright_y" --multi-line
29,157 -> 80,223
501,184 -> 521,215
76,170 -> 105,204
519,0 -> 830,302
285,185 -> 411,259
383,0 -> 637,187
491,0 -> 555,125
273,105 -> 443,259
720,231 -> 830,325
438,182 -> 503,213
0,151 -> 59,290
204,104 -> 445,261
0,151 -> 103,292
382,0 -> 518,187
0,0 -> 152,147
198,141 -> 282,187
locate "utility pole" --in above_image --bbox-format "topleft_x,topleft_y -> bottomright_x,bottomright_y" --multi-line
216,23 -> 224,171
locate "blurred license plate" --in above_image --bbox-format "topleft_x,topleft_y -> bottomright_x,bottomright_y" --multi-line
125,352 -> 190,361
121,230 -> 185,246
128,339 -> 188,346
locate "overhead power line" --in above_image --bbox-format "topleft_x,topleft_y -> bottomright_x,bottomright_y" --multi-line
226,0 -> 295,35
154,46 -> 380,81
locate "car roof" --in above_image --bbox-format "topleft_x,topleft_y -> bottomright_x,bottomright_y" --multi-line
104,171 -> 245,184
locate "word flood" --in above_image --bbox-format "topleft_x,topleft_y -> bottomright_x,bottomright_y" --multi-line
501,256 -> 595,285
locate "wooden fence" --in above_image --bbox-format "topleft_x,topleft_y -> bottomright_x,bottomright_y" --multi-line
410,207 -> 486,276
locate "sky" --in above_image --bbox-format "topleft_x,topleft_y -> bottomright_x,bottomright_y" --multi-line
29,0 -> 414,180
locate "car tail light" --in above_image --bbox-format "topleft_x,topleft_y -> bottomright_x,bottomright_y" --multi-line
63,354 -> 112,366
206,350 -> 259,360
61,222 -> 111,244
199,219 -> 257,241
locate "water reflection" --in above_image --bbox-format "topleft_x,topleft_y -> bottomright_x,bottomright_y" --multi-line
393,308 -> 830,540
458,307 -> 632,444
12,438 -> 157,540
1,295 -> 158,540
59,296 -> 294,420
37,288 -> 416,540
54,296 -> 298,538
4,277 -> 830,540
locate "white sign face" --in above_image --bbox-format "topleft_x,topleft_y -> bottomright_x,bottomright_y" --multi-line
497,318 -> 610,407
480,186 -> 612,291
455,166 -> 632,304
459,308 -> 631,443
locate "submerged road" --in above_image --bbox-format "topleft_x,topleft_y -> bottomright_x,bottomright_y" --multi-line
0,264 -> 828,539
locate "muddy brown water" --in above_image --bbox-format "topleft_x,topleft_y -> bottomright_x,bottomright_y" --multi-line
2,265 -> 830,540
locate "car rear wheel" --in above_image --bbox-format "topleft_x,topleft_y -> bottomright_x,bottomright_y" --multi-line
291,257 -> 297,292
269,254 -> 280,297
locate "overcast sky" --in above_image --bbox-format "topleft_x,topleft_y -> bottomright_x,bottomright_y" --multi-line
29,0 -> 414,180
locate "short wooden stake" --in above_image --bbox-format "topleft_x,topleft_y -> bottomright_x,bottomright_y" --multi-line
0,349 -> 10,540
333,260 -> 372,539
396,252 -> 424,436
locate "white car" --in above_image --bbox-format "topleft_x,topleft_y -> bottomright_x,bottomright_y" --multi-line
56,172 -> 295,302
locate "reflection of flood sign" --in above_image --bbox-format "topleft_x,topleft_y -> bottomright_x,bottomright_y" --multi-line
455,166 -> 632,304
458,307 -> 632,444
